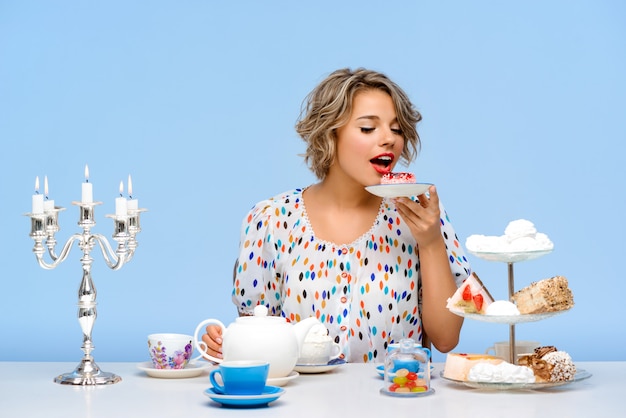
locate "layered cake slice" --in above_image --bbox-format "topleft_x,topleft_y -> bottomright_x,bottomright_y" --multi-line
512,276 -> 574,314
446,272 -> 494,314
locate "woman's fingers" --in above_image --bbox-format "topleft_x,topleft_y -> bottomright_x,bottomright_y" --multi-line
200,325 -> 223,359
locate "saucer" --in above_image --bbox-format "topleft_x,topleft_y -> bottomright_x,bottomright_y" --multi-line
266,370 -> 299,386
294,358 -> 346,374
203,385 -> 285,408
137,361 -> 213,379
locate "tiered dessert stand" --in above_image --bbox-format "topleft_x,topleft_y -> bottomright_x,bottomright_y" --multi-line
462,249 -> 561,365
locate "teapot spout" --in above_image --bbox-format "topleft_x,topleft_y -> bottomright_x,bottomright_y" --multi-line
292,317 -> 323,352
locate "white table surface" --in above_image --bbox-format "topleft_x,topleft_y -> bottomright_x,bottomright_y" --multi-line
0,361 -> 619,417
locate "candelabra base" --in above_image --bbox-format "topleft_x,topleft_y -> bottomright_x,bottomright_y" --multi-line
54,357 -> 121,385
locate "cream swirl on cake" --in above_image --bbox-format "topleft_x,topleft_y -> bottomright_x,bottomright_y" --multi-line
468,362 -> 536,383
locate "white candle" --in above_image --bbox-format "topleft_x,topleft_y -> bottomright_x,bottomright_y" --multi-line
43,176 -> 55,212
115,180 -> 127,217
32,176 -> 44,214
127,174 -> 138,211
82,165 -> 93,203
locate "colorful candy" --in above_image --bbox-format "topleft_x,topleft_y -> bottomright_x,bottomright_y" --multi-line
388,368 -> 428,393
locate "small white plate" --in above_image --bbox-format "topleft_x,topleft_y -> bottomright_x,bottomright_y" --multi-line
203,385 -> 285,407
266,370 -> 299,386
137,361 -> 213,378
365,183 -> 432,198
294,358 -> 346,374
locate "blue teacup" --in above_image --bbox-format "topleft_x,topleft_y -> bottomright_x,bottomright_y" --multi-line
209,360 -> 269,395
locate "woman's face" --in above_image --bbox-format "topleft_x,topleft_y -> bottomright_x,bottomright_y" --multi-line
332,89 -> 405,186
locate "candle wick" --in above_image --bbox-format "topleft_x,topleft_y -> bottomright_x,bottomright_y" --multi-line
129,195 -> 133,199
35,190 -> 40,195
45,196 -> 49,200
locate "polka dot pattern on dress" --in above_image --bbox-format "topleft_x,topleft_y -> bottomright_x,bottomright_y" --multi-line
232,188 -> 470,363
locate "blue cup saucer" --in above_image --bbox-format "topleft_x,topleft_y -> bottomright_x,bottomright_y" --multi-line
203,385 -> 285,408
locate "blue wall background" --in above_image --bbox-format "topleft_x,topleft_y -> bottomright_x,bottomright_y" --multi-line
1,0 -> 624,364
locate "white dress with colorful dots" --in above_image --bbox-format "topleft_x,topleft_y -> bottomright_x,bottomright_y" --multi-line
232,188 -> 471,363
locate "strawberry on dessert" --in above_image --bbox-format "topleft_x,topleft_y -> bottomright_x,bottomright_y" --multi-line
446,272 -> 494,314
380,172 -> 416,184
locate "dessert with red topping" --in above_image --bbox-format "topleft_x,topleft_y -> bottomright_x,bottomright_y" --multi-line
380,172 -> 416,184
446,272 -> 494,314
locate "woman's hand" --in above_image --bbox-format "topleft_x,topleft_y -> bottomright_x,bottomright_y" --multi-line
201,325 -> 223,360
393,185 -> 443,248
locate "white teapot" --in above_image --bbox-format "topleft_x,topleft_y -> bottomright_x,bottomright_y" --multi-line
193,305 -> 322,378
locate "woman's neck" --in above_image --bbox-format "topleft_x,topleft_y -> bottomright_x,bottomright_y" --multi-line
302,179 -> 383,245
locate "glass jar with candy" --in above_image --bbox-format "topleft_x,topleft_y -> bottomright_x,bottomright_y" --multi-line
380,338 -> 433,397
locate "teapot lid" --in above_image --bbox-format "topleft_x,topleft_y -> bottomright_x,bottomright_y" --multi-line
236,305 -> 287,324
254,305 -> 269,317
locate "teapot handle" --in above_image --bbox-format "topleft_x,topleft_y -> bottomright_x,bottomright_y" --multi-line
193,318 -> 226,364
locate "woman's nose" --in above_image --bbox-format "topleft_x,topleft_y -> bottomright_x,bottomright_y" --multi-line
379,129 -> 396,146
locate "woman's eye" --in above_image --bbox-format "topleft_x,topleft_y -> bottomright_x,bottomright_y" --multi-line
392,128 -> 403,135
360,127 -> 375,133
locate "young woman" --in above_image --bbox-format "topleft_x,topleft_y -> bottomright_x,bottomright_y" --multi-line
202,68 -> 471,363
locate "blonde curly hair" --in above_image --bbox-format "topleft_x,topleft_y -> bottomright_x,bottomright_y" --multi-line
295,68 -> 422,180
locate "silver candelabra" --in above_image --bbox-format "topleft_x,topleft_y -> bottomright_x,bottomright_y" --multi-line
27,190 -> 146,386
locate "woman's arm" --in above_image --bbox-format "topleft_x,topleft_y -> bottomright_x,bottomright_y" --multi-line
393,185 -> 465,352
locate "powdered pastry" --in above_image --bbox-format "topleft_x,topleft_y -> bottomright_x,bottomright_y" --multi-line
512,276 -> 574,314
518,346 -> 576,382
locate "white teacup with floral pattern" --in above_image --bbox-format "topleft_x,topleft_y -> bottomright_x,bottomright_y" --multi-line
148,333 -> 201,369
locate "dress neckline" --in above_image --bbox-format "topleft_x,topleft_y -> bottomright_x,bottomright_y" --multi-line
298,187 -> 387,247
